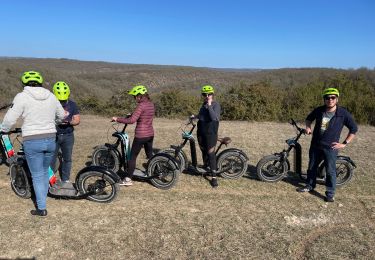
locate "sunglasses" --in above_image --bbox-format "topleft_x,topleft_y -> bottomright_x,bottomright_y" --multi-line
202,93 -> 213,97
324,96 -> 337,100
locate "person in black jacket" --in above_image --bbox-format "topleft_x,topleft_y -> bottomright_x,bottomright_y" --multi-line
194,85 -> 221,188
297,88 -> 358,202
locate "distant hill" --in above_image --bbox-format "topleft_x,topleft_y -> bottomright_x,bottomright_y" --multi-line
2,57 -> 372,102
0,57 -> 261,102
1,58 -> 374,124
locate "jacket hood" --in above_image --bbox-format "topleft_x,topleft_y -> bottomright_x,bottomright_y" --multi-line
23,86 -> 54,101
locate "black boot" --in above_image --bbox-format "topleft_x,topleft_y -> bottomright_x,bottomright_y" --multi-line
210,177 -> 218,188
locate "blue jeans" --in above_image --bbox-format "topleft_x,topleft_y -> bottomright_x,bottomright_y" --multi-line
23,138 -> 56,210
306,146 -> 338,197
51,133 -> 74,182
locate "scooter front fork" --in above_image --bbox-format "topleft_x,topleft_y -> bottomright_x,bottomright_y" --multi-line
189,138 -> 198,167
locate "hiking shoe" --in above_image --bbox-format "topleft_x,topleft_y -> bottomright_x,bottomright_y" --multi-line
296,185 -> 313,192
325,196 -> 335,202
210,178 -> 218,188
119,177 -> 133,186
30,209 -> 48,217
325,191 -> 335,202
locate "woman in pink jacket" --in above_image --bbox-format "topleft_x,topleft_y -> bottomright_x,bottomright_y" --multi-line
112,85 -> 155,186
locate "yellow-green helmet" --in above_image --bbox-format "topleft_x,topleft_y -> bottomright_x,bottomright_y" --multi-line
322,88 -> 340,97
53,81 -> 70,101
128,85 -> 148,96
21,71 -> 43,85
201,85 -> 214,94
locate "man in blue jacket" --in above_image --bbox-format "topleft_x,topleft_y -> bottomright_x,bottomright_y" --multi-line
297,88 -> 358,202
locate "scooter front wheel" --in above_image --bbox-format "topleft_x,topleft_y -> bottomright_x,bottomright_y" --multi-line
256,155 -> 288,182
148,153 -> 180,190
77,170 -> 119,203
9,163 -> 32,199
159,148 -> 188,171
92,145 -> 120,173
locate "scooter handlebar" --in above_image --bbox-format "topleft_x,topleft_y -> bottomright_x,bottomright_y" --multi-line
289,118 -> 306,135
188,115 -> 197,126
0,128 -> 22,135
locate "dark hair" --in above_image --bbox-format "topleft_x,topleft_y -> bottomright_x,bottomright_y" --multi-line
137,93 -> 151,101
24,81 -> 42,87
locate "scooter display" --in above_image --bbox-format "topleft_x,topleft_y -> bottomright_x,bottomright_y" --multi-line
91,122 -> 180,190
1,128 -> 120,203
256,118 -> 356,186
160,117 -> 249,179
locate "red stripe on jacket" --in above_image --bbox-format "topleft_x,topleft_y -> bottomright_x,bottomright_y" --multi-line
116,99 -> 155,138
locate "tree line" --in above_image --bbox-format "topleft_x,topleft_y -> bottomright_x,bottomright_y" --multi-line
78,71 -> 375,125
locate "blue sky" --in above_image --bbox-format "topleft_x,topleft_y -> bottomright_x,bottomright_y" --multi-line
1,0 -> 374,69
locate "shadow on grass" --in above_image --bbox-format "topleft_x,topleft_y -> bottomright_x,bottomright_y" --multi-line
243,165 -> 327,200
282,173 -> 326,201
243,163 -> 258,180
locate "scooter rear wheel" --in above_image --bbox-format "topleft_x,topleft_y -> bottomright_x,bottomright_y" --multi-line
217,149 -> 248,179
9,163 -> 32,199
336,159 -> 353,186
77,170 -> 119,203
319,159 -> 353,187
256,155 -> 288,182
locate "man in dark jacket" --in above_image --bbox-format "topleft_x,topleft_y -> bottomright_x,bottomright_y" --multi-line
51,81 -> 80,186
297,88 -> 358,202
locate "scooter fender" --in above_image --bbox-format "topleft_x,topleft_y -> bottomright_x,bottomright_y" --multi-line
106,143 -> 122,161
93,144 -> 122,166
146,153 -> 180,177
337,155 -> 357,169
75,165 -> 121,183
274,152 -> 291,172
217,148 -> 249,161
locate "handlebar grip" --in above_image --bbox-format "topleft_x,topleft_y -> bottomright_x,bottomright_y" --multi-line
188,116 -> 197,126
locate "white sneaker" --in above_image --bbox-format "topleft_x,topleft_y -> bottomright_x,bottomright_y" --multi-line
119,177 -> 133,186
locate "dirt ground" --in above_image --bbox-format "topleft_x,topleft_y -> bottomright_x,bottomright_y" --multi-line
0,115 -> 374,259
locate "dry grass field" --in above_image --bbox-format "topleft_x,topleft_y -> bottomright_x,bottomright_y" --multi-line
0,115 -> 374,259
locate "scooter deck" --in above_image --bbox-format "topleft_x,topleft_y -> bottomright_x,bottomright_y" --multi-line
187,165 -> 211,175
49,182 -> 78,197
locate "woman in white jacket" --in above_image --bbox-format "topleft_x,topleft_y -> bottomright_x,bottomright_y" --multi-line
1,71 -> 65,217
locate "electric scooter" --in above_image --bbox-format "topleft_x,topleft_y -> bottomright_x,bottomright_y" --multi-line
160,117 -> 249,179
256,118 -> 356,186
1,128 -> 120,203
91,122 -> 180,190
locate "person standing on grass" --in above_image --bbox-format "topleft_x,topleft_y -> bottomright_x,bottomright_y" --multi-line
1,71 -> 65,217
297,88 -> 358,202
192,85 -> 221,188
51,81 -> 80,187
111,85 -> 155,186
